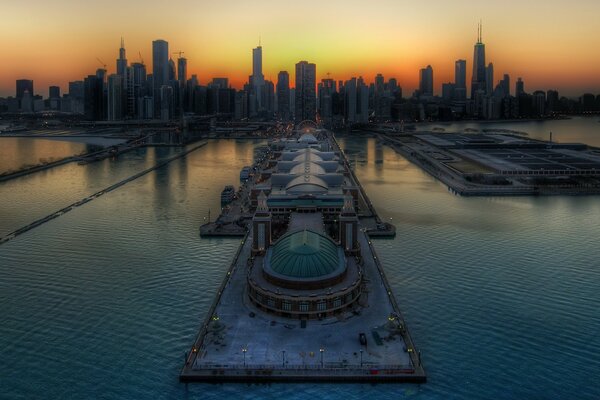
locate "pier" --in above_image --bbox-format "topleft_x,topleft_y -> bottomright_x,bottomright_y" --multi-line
181,129 -> 425,383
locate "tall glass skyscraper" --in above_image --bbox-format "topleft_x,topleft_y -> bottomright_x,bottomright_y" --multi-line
294,61 -> 316,122
419,65 -> 434,96
471,23 -> 486,99
276,71 -> 290,120
251,45 -> 265,111
454,59 -> 467,101
152,39 -> 169,118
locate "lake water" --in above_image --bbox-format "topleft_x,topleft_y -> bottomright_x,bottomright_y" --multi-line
0,119 -> 599,399
417,116 -> 600,147
0,137 -> 96,174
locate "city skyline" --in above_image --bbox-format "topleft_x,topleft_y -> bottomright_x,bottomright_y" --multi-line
2,0 -> 600,98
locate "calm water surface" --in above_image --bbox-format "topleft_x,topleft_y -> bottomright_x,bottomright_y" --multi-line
0,137 -> 95,174
418,116 -> 600,147
1,121 -> 600,399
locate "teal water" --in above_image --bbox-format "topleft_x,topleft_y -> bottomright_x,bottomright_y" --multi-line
1,122 -> 600,399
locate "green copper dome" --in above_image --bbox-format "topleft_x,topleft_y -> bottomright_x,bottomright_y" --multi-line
266,230 -> 344,279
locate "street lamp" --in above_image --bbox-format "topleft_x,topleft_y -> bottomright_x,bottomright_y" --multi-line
242,347 -> 247,366
360,349 -> 363,367
319,348 -> 325,368
282,350 -> 286,367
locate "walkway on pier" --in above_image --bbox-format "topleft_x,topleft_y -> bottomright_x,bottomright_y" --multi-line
0,141 -> 207,246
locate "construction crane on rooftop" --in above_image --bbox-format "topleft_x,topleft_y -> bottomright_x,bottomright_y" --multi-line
173,51 -> 185,59
138,52 -> 144,65
96,58 -> 107,70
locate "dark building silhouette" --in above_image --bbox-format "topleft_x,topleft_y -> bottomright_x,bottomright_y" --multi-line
49,86 -> 60,99
471,23 -> 486,99
84,75 -> 104,120
16,79 -> 34,100
294,61 -> 316,122
152,39 -> 169,118
419,65 -> 433,97
454,60 -> 467,100
516,77 -> 525,97
276,71 -> 290,120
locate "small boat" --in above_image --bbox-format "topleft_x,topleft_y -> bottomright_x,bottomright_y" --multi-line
220,185 -> 235,206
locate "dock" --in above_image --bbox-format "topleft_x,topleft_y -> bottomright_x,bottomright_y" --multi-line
181,129 -> 424,383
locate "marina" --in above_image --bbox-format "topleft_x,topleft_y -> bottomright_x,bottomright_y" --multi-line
182,128 -> 424,383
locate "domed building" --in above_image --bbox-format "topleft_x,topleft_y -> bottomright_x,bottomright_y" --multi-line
248,191 -> 362,320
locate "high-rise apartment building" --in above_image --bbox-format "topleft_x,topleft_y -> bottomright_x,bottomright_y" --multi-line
276,71 -> 290,120
152,39 -> 169,118
294,61 -> 316,122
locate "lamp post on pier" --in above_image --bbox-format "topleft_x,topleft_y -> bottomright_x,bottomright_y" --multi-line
282,350 -> 286,367
319,348 -> 325,368
360,349 -> 363,367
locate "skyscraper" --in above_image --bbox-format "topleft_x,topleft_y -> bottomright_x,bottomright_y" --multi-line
49,86 -> 60,99
345,77 -> 357,123
516,77 -> 525,97
152,39 -> 169,118
177,57 -> 187,85
356,77 -> 369,123
375,74 -> 385,95
454,59 -> 467,101
131,62 -> 147,118
318,78 -> 336,124
251,44 -> 265,112
471,22 -> 486,99
116,37 -> 127,77
16,79 -> 34,100
83,74 -> 103,120
419,65 -> 433,97
294,61 -> 316,122
455,60 -> 466,89
276,71 -> 290,120
115,38 -> 129,118
499,74 -> 510,98
253,46 -> 263,81
485,63 -> 494,95
168,58 -> 176,82
107,74 -> 123,121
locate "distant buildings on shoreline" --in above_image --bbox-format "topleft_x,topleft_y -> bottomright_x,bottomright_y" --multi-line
2,27 -> 600,125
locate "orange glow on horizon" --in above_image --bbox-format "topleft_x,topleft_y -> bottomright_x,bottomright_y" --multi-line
1,0 -> 600,98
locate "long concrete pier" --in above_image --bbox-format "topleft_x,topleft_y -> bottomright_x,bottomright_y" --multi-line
180,131 -> 424,383
0,141 -> 207,246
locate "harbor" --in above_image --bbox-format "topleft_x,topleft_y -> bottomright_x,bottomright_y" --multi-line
181,128 -> 425,383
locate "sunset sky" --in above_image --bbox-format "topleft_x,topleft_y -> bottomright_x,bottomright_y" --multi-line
2,0 -> 600,98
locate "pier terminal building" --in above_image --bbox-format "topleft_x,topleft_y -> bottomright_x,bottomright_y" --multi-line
247,131 -> 363,319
